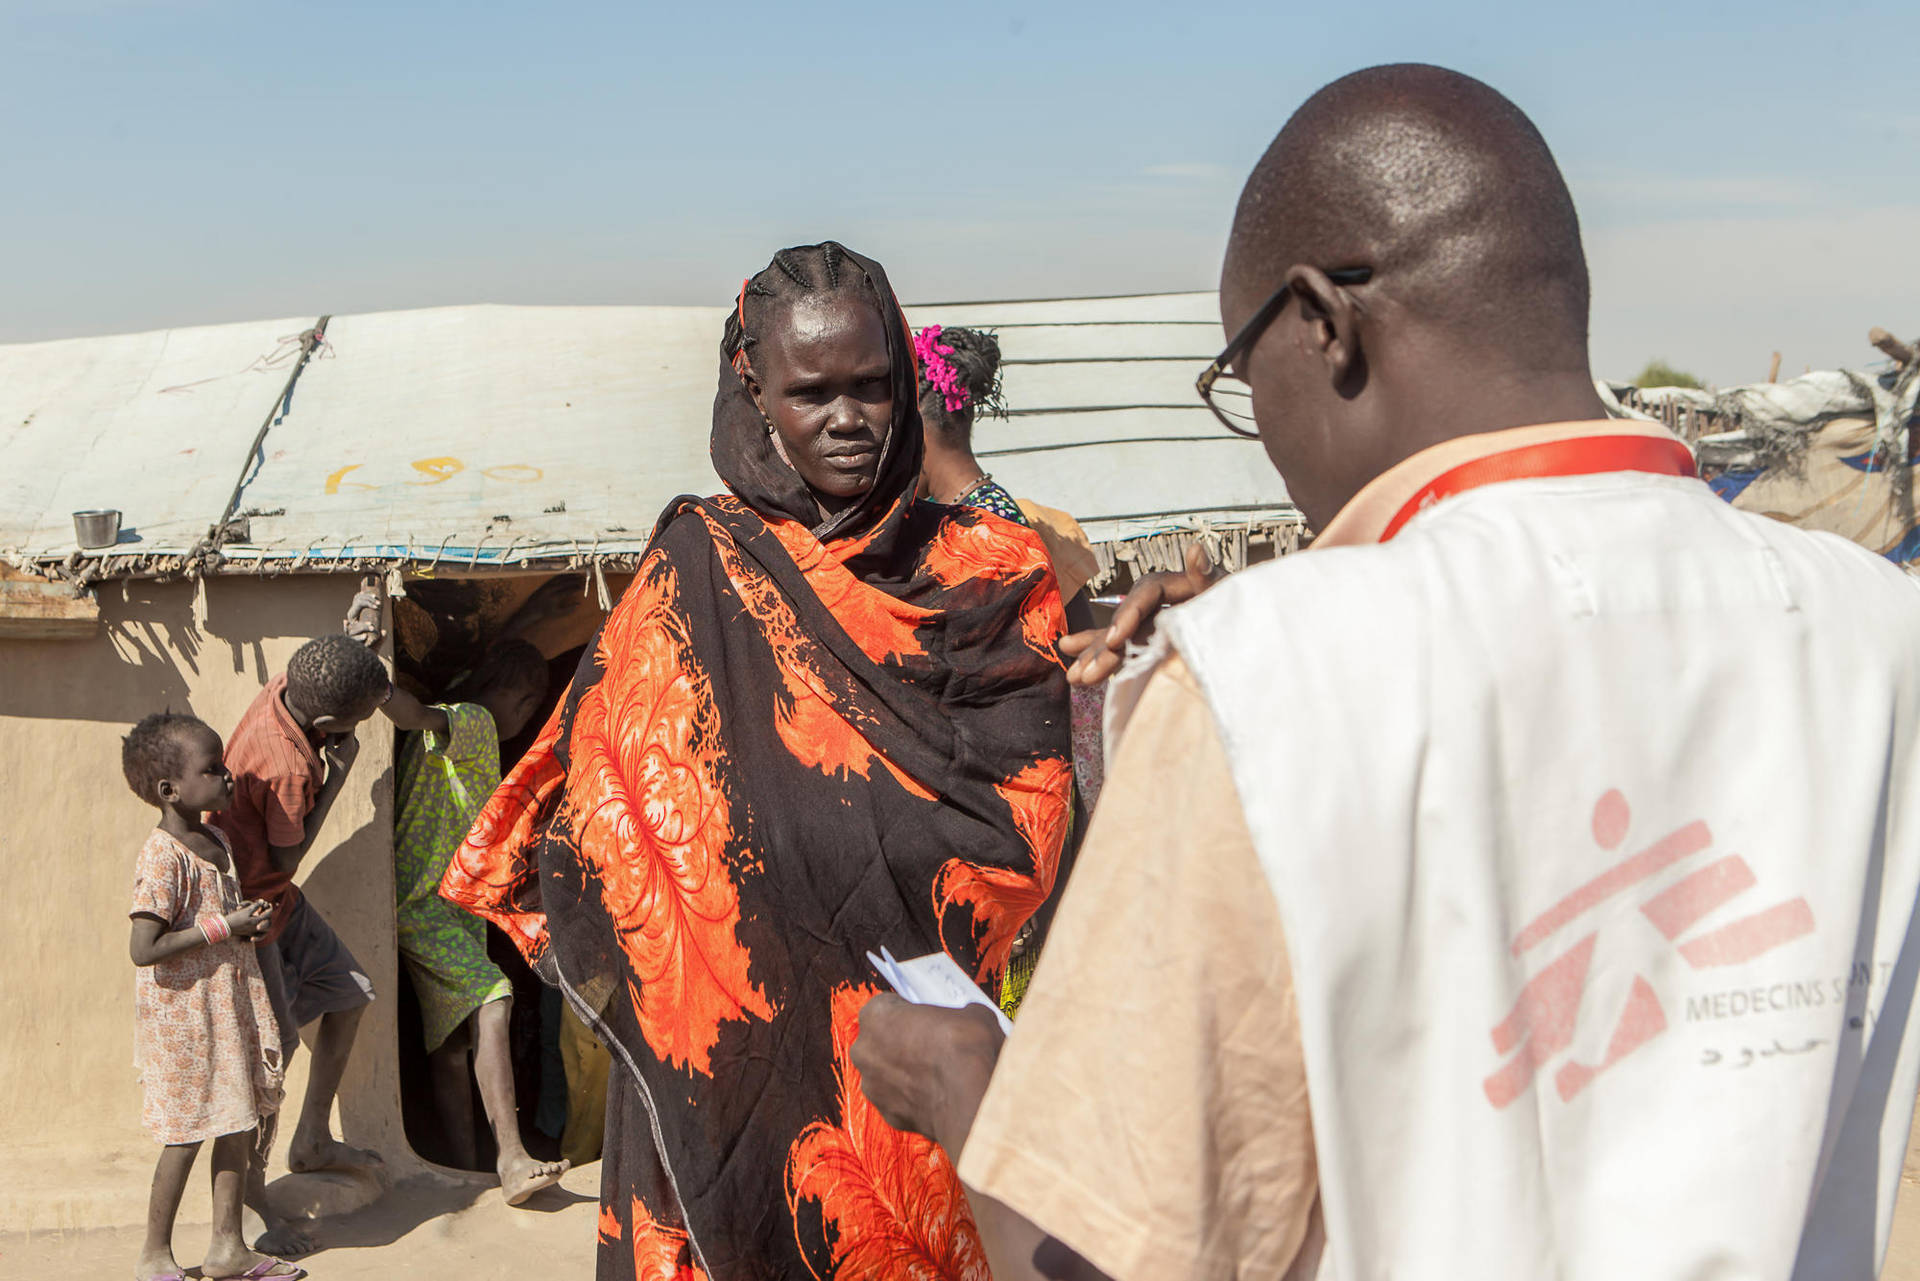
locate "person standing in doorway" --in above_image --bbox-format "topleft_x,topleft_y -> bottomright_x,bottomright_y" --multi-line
380,639 -> 572,1205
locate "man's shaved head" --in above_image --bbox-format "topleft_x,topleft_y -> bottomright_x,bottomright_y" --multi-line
1225,63 -> 1589,368
1217,65 -> 1608,529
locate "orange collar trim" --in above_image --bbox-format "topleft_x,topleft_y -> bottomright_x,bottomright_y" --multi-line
1312,419 -> 1693,549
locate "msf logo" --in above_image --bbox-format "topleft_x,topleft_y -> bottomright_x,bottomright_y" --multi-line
1483,789 -> 1814,1109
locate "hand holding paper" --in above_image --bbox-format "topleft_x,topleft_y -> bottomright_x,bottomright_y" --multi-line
866,946 -> 1013,1035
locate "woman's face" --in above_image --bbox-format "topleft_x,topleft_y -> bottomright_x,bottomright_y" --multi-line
748,294 -> 894,512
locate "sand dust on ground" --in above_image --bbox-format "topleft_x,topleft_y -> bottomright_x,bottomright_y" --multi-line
2,1163 -> 603,1279
1885,1103 -> 1920,1278
16,1112 -> 1920,1278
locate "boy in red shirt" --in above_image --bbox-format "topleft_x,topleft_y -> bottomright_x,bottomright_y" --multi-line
214,633 -> 391,1234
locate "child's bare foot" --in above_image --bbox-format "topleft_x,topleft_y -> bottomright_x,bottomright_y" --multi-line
202,1242 -> 308,1279
286,1134 -> 383,1174
253,1220 -> 316,1258
135,1245 -> 187,1281
500,1151 -> 570,1206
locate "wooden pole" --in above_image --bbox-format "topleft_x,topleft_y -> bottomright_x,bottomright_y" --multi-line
1767,351 -> 1782,384
1869,327 -> 1916,369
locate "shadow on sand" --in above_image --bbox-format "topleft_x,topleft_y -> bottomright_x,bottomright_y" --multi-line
267,1170 -> 595,1260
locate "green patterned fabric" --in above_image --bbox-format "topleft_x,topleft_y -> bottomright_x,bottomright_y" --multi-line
394,702 -> 513,1052
959,477 -> 1029,526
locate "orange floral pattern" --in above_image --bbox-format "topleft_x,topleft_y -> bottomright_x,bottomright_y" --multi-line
920,509 -> 1050,588
934,756 -> 1075,982
761,509 -> 935,665
443,701 -> 568,957
631,1196 -> 711,1281
709,510 -> 937,801
921,512 -> 1065,659
786,985 -> 990,1281
448,490 -> 1071,1279
598,1191 -> 711,1281
565,551 -> 775,1076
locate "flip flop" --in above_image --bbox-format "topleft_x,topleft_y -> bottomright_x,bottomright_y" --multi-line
138,1273 -> 188,1281
209,1262 -> 307,1280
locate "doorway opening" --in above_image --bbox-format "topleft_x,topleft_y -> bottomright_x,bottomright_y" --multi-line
386,570 -> 628,1174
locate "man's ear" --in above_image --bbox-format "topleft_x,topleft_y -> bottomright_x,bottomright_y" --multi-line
1285,265 -> 1363,391
156,777 -> 181,804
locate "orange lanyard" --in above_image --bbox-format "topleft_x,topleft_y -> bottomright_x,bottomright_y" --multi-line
1381,435 -> 1697,542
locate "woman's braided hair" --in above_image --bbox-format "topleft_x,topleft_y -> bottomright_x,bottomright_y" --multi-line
917,325 -> 1005,441
722,242 -> 872,377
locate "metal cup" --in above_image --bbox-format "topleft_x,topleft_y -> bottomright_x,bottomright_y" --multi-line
73,509 -> 122,548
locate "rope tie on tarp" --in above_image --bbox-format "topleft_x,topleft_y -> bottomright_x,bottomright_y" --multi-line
184,315 -> 332,579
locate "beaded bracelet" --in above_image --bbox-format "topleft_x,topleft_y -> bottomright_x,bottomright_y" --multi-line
197,913 -> 231,946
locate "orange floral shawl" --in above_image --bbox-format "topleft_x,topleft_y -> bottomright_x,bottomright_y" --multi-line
443,247 -> 1073,1280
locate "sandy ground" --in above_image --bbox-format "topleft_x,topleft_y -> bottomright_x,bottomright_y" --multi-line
1885,1108 -> 1920,1280
2,1162 -> 605,1279
12,1118 -> 1920,1278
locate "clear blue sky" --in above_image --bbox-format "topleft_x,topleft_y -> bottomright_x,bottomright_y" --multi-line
4,0 -> 1915,385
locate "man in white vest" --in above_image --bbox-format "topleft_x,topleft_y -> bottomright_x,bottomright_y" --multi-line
851,62 -> 1920,1280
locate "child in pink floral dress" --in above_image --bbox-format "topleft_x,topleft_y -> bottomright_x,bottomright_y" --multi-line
124,712 -> 304,1281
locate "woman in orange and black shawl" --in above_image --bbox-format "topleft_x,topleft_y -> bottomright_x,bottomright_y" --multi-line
444,242 -> 1074,1281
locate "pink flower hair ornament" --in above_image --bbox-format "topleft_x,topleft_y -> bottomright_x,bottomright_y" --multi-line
913,325 -> 971,415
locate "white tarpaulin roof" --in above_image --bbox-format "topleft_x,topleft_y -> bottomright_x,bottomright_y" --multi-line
1,294 -> 1294,576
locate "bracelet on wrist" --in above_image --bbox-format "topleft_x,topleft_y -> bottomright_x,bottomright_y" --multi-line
197,913 -> 232,946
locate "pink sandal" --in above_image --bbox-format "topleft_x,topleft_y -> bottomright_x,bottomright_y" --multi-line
214,1262 -> 307,1280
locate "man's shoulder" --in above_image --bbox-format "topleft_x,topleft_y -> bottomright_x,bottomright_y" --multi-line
1178,540 -> 1423,640
1652,482 -> 1920,633
1161,545 -> 1431,738
1753,512 -> 1920,611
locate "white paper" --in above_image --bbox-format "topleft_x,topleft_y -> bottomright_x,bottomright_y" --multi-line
865,946 -> 1014,1035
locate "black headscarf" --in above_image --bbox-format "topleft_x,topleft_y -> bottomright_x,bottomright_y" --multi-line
713,243 -> 924,551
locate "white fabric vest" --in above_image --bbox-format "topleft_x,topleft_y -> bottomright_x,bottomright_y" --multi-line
1160,472 -> 1920,1279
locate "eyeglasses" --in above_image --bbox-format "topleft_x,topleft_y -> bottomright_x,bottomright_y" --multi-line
1196,267 -> 1374,438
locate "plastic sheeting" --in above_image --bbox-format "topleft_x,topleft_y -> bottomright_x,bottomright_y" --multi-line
1626,366 -> 1920,475
0,316 -> 326,559
1621,361 -> 1920,564
1,295 -> 1296,574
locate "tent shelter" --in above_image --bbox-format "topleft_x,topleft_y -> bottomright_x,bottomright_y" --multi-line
0,294 -> 1293,1229
1617,359 -> 1920,564
3,292 -> 1299,594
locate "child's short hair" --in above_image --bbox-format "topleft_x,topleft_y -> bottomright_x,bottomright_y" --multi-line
122,712 -> 210,805
287,634 -> 390,717
468,639 -> 548,699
